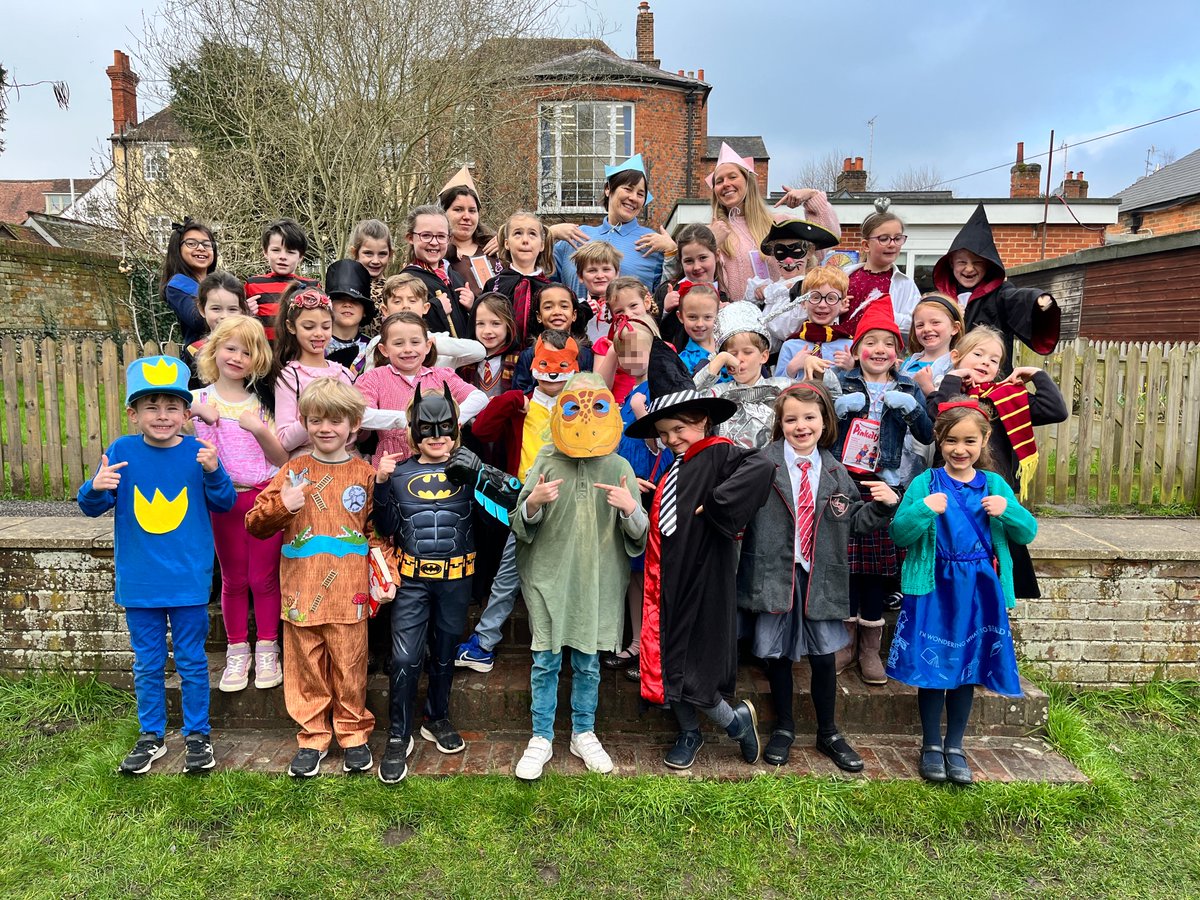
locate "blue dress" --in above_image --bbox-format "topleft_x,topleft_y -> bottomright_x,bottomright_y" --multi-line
886,469 -> 1022,696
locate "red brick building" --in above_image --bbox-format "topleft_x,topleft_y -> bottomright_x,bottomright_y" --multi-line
1109,147 -> 1200,239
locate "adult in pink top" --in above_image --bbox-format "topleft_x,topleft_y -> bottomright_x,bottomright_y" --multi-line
707,143 -> 840,303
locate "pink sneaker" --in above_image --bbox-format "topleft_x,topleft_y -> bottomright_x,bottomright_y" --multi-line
254,641 -> 283,689
219,643 -> 251,692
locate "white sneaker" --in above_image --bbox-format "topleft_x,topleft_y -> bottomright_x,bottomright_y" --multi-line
514,736 -> 553,781
254,641 -> 283,689
219,643 -> 251,692
569,731 -> 614,774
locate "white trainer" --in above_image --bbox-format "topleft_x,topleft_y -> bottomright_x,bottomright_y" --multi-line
569,731 -> 614,774
514,736 -> 554,781
219,643 -> 251,692
254,641 -> 283,689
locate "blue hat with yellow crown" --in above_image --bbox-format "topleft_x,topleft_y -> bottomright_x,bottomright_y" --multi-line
125,355 -> 192,407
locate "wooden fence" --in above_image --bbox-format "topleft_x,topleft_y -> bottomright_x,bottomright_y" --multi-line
2,335 -> 1200,509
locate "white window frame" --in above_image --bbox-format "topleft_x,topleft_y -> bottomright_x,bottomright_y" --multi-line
538,102 -> 635,215
143,143 -> 169,183
148,215 -> 172,251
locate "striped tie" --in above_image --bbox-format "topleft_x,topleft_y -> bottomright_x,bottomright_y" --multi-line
659,458 -> 681,537
797,459 -> 814,563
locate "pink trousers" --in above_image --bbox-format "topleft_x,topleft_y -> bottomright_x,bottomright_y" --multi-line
212,486 -> 284,643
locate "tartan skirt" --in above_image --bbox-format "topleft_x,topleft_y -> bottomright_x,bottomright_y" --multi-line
847,480 -> 904,576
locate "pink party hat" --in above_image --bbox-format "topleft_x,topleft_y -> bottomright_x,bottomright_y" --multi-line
705,142 -> 756,189
440,165 -> 478,196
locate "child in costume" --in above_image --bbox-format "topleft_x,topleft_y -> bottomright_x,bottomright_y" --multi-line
161,218 -> 220,346
655,223 -> 729,350
841,205 -> 922,338
511,372 -> 649,779
573,241 -> 622,346
483,210 -> 557,346
627,344 -> 775,770
673,283 -> 722,377
932,203 -> 1060,376
694,301 -> 793,449
824,298 -> 933,685
364,274 -> 486,372
774,265 -> 854,379
79,355 -> 236,775
183,272 -> 253,388
458,291 -> 520,401
192,315 -> 288,692
346,218 -> 394,309
753,218 -> 841,349
401,205 -> 473,338
246,379 -> 390,778
245,219 -> 317,341
324,259 -> 376,378
897,293 -> 966,484
454,331 -> 580,673
925,325 -> 1067,598
888,398 -> 1037,784
511,284 -> 595,392
738,382 -> 898,769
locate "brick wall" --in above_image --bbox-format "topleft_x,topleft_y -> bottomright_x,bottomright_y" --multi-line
1111,200 -> 1200,239
825,223 -> 1103,270
0,241 -> 132,334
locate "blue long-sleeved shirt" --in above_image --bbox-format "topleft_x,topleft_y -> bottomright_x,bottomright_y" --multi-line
78,434 -> 236,608
164,273 -> 206,346
552,219 -> 665,298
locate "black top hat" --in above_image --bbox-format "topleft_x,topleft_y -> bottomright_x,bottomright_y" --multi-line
624,340 -> 736,439
760,217 -> 839,253
324,259 -> 375,316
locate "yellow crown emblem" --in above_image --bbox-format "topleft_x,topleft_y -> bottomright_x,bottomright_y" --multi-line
141,358 -> 179,386
133,486 -> 189,534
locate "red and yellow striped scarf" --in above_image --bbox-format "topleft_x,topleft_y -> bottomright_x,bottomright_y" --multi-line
970,380 -> 1037,500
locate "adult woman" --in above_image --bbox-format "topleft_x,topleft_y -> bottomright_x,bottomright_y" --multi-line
160,218 -> 220,346
439,167 -> 502,294
551,154 -> 674,298
400,204 -> 473,337
707,142 -> 840,303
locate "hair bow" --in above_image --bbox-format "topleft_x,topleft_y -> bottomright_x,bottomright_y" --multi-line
171,217 -> 196,235
289,288 -> 331,310
937,398 -> 983,415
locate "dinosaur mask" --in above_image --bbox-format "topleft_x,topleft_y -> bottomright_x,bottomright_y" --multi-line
550,373 -> 621,458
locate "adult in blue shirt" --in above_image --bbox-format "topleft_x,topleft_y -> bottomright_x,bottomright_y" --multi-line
159,218 -> 218,347
551,155 -> 675,300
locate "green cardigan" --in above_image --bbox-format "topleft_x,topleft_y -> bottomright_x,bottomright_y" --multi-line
890,468 -> 1037,608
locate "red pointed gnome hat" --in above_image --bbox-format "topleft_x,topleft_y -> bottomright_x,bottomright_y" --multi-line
851,294 -> 903,351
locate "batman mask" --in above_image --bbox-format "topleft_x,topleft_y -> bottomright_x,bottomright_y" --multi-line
410,383 -> 459,445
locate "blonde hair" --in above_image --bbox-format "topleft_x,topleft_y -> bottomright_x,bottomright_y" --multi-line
952,325 -> 1006,367
197,315 -> 273,386
346,219 -> 392,258
860,210 -> 905,240
801,264 -> 849,295
710,163 -> 774,259
606,275 -> 659,318
907,293 -> 966,355
298,377 -> 366,423
496,210 -> 556,276
383,273 -> 429,305
571,240 -> 623,271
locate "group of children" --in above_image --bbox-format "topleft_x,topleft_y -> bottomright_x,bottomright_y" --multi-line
84,186 -> 1066,786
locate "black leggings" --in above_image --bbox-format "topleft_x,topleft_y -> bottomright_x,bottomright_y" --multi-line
766,654 -> 838,737
848,573 -> 889,622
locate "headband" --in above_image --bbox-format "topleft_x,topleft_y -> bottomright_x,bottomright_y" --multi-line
918,295 -> 961,322
937,398 -> 983,415
289,288 -> 331,310
608,313 -> 655,343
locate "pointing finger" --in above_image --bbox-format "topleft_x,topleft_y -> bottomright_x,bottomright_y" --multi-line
108,460 -> 129,470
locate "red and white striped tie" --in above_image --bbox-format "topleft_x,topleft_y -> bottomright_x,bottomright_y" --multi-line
797,459 -> 814,563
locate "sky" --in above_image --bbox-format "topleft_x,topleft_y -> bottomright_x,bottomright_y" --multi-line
3,0 -> 1199,200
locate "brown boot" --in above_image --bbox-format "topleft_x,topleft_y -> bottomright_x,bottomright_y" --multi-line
834,619 -> 857,675
857,619 -> 888,685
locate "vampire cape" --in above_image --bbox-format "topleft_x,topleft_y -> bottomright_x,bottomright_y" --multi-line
639,436 -> 774,707
932,203 -> 1061,376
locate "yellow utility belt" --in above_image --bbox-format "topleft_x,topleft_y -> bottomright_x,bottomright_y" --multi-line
399,552 -> 476,581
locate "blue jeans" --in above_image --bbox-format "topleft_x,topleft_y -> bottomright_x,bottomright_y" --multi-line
473,533 -> 520,650
530,648 -> 600,741
125,605 -> 211,737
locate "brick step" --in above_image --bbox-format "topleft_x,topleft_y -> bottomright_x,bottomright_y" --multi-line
170,653 -> 1047,738
139,727 -> 1089,783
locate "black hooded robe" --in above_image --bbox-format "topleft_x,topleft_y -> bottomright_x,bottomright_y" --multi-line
640,437 -> 774,708
933,204 -> 1062,377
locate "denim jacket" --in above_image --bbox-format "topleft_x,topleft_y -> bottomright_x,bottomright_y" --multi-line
832,368 -> 933,472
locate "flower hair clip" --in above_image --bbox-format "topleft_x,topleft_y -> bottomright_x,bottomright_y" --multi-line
937,398 -> 983,415
289,288 -> 331,310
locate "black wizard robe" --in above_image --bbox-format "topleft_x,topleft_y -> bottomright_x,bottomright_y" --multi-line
640,436 -> 774,707
932,203 -> 1061,378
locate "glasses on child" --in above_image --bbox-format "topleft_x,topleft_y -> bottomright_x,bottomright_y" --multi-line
289,289 -> 331,309
869,234 -> 908,246
804,291 -> 844,307
182,239 -> 215,250
414,231 -> 449,245
767,241 -> 810,261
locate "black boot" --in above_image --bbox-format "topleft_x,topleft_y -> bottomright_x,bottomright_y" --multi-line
725,700 -> 761,764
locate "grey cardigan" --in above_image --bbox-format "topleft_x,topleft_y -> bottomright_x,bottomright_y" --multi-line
737,442 -> 895,621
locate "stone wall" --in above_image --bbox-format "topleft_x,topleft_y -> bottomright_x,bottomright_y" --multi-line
0,241 -> 132,335
2,516 -> 1198,688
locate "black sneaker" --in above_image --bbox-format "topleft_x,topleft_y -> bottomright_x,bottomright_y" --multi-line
420,718 -> 465,754
343,744 -> 373,774
183,734 -> 216,774
288,747 -> 328,777
119,733 -> 166,775
378,737 -> 409,784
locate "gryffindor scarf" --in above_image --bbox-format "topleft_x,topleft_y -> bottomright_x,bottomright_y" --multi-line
970,380 -> 1037,500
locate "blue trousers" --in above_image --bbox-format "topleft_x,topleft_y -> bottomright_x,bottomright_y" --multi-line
388,578 -> 472,740
473,532 -> 520,651
530,648 -> 601,742
125,605 -> 211,738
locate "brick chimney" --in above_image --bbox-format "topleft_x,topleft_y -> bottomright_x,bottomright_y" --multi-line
836,157 -> 868,194
636,2 -> 660,68
1062,170 -> 1089,200
1009,142 -> 1041,199
106,50 -> 139,136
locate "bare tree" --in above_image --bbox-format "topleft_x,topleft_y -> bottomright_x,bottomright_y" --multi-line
124,0 -> 576,271
790,150 -> 851,192
887,163 -> 944,192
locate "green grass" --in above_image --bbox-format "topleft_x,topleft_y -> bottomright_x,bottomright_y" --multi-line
2,674 -> 1200,897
